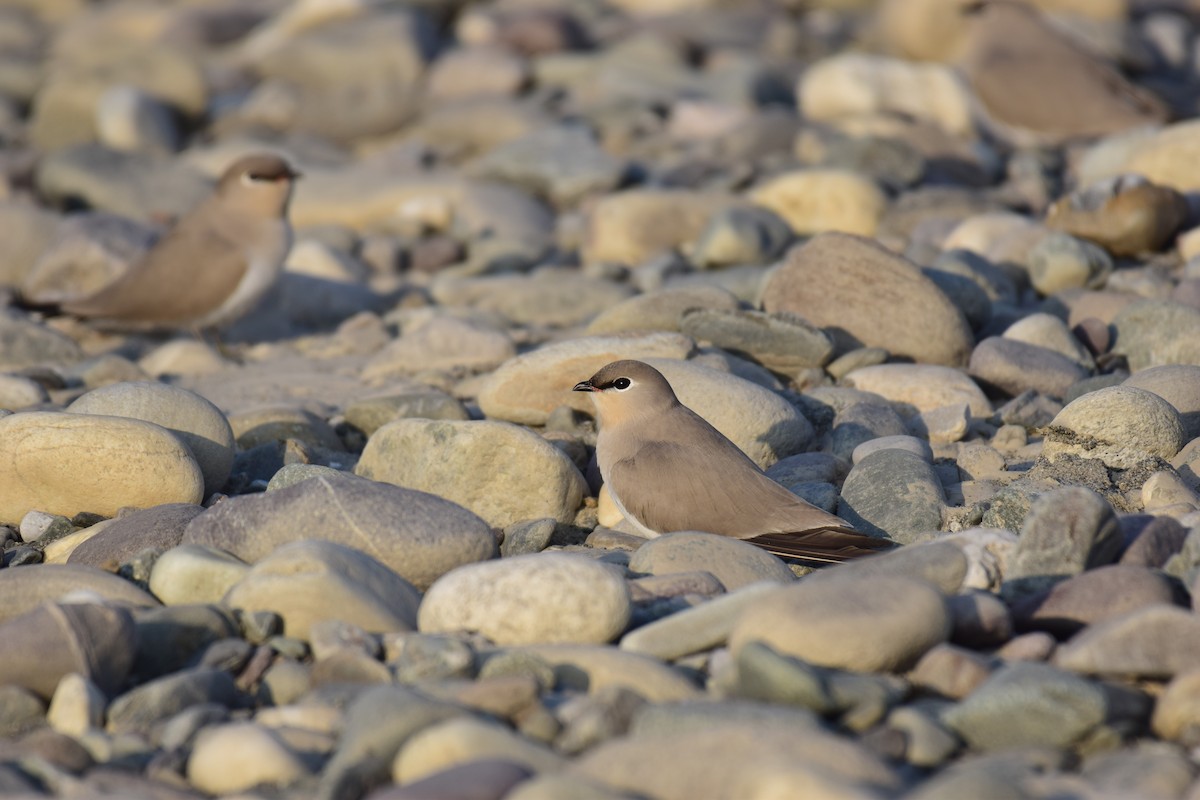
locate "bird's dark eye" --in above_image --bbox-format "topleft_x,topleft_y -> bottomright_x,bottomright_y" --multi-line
612,378 -> 631,390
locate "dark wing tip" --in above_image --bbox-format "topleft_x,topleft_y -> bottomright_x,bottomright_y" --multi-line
746,529 -> 894,565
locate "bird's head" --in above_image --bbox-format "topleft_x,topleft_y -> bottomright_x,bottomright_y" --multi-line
573,359 -> 680,427
217,153 -> 301,218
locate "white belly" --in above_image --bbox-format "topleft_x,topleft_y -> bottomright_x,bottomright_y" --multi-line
196,221 -> 291,328
606,485 -> 662,539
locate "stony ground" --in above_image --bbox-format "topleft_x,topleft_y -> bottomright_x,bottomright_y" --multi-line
1,0 -> 1200,798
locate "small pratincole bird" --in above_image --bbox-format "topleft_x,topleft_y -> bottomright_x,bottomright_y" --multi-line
574,359 -> 891,563
57,153 -> 300,331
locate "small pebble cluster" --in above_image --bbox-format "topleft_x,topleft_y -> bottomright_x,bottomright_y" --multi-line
1,0 -> 1200,798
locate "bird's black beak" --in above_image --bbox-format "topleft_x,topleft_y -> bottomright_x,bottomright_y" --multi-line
573,380 -> 596,392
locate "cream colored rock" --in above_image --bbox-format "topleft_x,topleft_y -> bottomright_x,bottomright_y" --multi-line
730,574 -> 951,672
67,381 -> 236,496
1085,119 -> 1200,193
762,233 -> 973,367
420,553 -> 631,646
223,540 -> 421,640
149,544 -> 251,606
582,190 -> 740,266
393,717 -> 565,784
0,412 -> 204,525
363,315 -> 516,379
942,212 -> 1049,265
842,364 -> 992,417
187,722 -> 310,795
510,644 -> 700,702
749,169 -> 886,237
138,339 -> 230,377
477,332 -> 695,426
356,419 -> 587,527
0,374 -> 48,410
1043,386 -> 1186,469
799,53 -> 974,137
585,286 -> 742,336
47,672 -> 106,736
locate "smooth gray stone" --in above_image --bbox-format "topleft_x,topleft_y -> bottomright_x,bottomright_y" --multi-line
942,662 -> 1106,751
817,541 -> 968,595
132,604 -> 239,679
838,449 -> 946,543
690,204 -> 794,269
316,685 -> 464,800
68,503 -> 204,569
969,337 -> 1089,399
831,402 -> 909,462
107,668 -> 239,735
678,308 -> 833,373
0,600 -> 138,698
182,471 -> 495,591
1003,486 -> 1122,598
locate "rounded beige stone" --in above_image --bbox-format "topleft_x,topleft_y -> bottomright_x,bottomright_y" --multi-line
68,381 -> 235,496
0,411 -> 204,525
419,553 -> 632,646
730,574 -> 951,672
186,722 -> 309,795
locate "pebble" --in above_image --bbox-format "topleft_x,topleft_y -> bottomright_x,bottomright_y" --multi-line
343,389 -> 470,435
841,363 -> 992,418
942,662 -> 1107,751
627,532 -> 794,591
508,645 -> 698,703
1025,232 -> 1113,296
968,337 -> 1089,399
1013,564 -> 1180,639
1004,487 -> 1122,598
678,308 -> 834,374
827,541 -> 968,596
730,574 -> 950,672
1054,605 -> 1200,679
1041,385 -> 1187,469
392,717 -> 565,783
377,759 -> 535,800
106,667 -> 238,735
186,722 -> 310,795
182,471 -> 496,591
0,411 -> 204,525
224,540 -> 422,640
148,545 -> 251,606
838,448 -> 946,543
831,402 -> 908,461
0,374 -> 49,409
67,503 -> 203,571
762,233 -> 973,367
688,205 -> 793,269
0,563 -> 158,624
0,602 -> 135,699
356,418 -> 587,528
581,190 -> 738,266
467,125 -> 626,207
749,168 -> 887,237
799,53 -> 973,137
46,672 -> 106,737
419,553 -> 631,646
620,582 -> 783,662
1124,364 -> 1200,440
1045,175 -> 1189,257
584,286 -> 741,336
572,720 -> 899,799
1111,299 -> 1200,372
1003,312 -> 1094,368
852,434 -> 934,464
363,316 -> 516,379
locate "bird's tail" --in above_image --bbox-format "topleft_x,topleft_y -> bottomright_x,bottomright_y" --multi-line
746,528 -> 893,565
